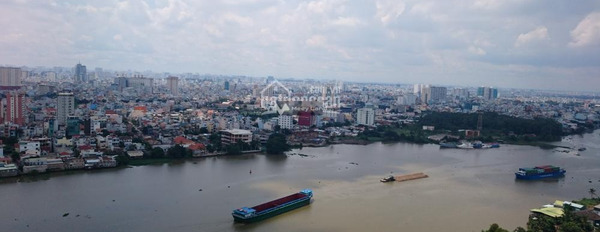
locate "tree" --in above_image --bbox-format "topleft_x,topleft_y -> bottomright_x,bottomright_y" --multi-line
266,133 -> 290,155
149,147 -> 165,158
199,127 -> 209,134
226,144 -> 242,155
559,222 -> 585,232
382,130 -> 400,141
115,153 -> 130,166
167,145 -> 188,159
482,223 -> 509,232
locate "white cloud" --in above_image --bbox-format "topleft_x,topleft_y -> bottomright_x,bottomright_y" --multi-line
375,0 -> 405,24
515,26 -> 548,47
468,46 -> 486,55
0,0 -> 599,91
221,12 -> 253,26
331,17 -> 362,27
306,35 -> 327,47
569,12 -> 600,47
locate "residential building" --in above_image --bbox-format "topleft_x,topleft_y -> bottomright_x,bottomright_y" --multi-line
221,129 -> 252,146
167,76 -> 179,95
297,111 -> 315,127
278,114 -> 293,129
423,86 -> 447,104
0,66 -> 21,87
478,86 -> 498,101
356,108 -> 375,126
3,91 -> 26,125
126,75 -> 154,93
57,92 -> 75,126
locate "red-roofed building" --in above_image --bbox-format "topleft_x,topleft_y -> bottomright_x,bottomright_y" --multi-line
133,106 -> 147,112
78,145 -> 94,151
174,136 -> 194,145
0,157 -> 12,164
189,143 -> 207,156
297,111 -> 315,127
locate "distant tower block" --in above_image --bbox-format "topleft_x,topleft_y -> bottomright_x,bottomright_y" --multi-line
167,76 -> 179,95
477,111 -> 483,131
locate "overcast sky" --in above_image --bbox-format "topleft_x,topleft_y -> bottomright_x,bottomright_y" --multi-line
1,0 -> 599,91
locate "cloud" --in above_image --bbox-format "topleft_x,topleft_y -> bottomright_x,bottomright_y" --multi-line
331,17 -> 362,27
375,0 -> 405,24
468,46 -> 486,55
569,12 -> 600,47
0,0 -> 599,91
306,35 -> 327,47
515,26 -> 549,47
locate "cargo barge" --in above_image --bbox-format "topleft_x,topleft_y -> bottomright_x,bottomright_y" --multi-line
515,165 -> 566,180
232,189 -> 313,223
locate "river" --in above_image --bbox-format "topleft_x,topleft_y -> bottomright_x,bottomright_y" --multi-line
2,130 -> 600,232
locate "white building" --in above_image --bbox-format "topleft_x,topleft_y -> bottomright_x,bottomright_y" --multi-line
356,108 -> 375,126
221,129 -> 252,145
18,141 -> 40,154
278,114 -> 293,129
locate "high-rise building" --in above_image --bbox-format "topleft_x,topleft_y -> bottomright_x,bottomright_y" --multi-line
266,76 -> 275,84
430,86 -> 447,102
413,84 -> 426,97
356,108 -> 375,126
277,114 -> 293,129
0,67 -> 22,88
126,75 -> 154,93
398,93 -> 417,105
477,86 -> 498,101
115,76 -> 128,92
74,63 -> 87,83
2,92 -> 26,125
57,92 -> 75,126
297,111 -> 315,127
453,88 -> 470,100
167,76 -> 179,95
422,86 -> 447,104
224,81 -> 230,91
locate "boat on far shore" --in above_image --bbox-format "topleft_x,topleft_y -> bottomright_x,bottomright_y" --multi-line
440,141 -> 500,149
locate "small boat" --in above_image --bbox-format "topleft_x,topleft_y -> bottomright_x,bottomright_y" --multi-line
380,175 -> 396,182
232,189 -> 313,223
439,142 -> 457,148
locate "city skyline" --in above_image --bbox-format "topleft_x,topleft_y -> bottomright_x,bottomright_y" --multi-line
1,0 -> 600,91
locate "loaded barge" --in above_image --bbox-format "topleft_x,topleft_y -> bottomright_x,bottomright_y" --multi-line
515,165 -> 566,180
232,189 -> 313,223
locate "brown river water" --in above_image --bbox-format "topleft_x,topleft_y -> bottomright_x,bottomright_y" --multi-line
2,130 -> 600,232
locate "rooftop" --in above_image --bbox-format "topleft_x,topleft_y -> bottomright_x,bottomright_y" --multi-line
221,129 -> 252,135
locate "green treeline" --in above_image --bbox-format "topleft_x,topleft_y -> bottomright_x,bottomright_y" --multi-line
482,198 -> 600,232
419,112 -> 563,141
